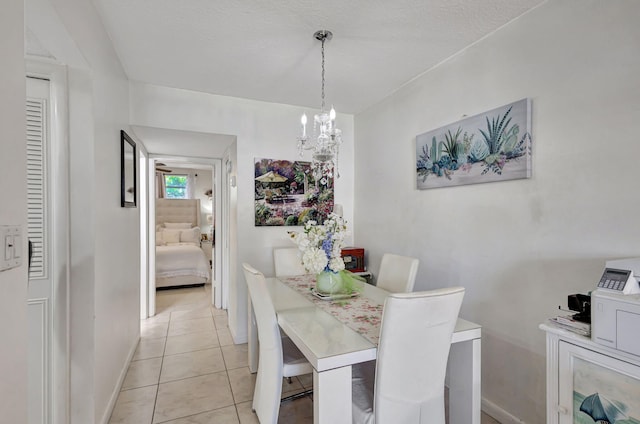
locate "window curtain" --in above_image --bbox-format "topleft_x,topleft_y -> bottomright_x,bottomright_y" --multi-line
156,172 -> 165,198
186,173 -> 195,199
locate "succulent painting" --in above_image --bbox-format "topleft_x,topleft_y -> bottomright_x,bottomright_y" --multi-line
416,144 -> 434,182
415,99 -> 532,189
469,138 -> 490,162
477,106 -> 529,174
443,127 -> 462,162
479,106 -> 513,156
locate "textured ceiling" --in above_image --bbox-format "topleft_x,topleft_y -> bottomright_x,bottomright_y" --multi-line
92,0 -> 544,114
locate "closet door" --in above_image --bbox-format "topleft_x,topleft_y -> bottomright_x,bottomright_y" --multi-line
26,76 -> 52,424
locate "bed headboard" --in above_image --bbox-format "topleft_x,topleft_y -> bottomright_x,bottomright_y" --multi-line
156,198 -> 201,228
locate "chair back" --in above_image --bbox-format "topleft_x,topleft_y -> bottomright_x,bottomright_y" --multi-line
242,263 -> 284,424
273,247 -> 307,277
374,287 -> 465,424
376,253 -> 419,293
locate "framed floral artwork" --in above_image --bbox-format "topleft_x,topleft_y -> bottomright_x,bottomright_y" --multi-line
254,158 -> 333,226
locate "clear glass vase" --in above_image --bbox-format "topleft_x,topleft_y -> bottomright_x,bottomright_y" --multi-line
315,271 -> 344,295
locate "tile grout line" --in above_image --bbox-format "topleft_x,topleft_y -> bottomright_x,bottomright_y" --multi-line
215,306 -> 251,422
148,313 -> 170,424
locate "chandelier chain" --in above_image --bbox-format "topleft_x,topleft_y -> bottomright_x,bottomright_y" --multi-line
321,36 -> 326,112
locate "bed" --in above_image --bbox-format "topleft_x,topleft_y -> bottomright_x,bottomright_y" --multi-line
155,198 -> 210,288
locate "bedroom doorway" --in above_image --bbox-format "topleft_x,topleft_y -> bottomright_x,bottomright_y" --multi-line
147,156 -> 224,316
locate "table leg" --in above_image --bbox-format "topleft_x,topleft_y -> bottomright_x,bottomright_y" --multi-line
447,338 -> 481,424
313,366 -> 352,424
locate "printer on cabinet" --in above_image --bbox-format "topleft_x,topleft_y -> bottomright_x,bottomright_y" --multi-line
591,258 -> 640,357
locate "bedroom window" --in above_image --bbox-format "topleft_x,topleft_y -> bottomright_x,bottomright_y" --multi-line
164,174 -> 188,199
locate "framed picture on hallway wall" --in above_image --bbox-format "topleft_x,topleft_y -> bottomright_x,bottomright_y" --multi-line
254,158 -> 333,226
121,130 -> 137,207
416,98 -> 532,189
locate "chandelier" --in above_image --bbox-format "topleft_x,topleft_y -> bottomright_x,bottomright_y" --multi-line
297,30 -> 343,181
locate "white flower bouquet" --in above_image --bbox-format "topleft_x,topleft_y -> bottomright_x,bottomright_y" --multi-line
289,213 -> 363,294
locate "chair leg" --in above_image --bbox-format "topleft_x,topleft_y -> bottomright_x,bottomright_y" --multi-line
287,377 -> 292,384
281,389 -> 313,403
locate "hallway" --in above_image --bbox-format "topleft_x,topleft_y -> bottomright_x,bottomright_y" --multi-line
108,285 -> 313,423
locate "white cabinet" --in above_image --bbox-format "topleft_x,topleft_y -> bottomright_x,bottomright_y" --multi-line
201,240 -> 212,266
540,323 -> 640,423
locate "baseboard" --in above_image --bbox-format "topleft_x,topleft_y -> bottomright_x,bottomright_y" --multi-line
482,397 -> 527,424
229,325 -> 248,344
99,335 -> 140,424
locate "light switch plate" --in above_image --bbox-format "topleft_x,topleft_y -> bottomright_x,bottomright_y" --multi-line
1,225 -> 22,272
4,233 -> 11,261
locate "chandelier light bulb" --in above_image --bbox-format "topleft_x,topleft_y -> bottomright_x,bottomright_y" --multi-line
301,113 -> 307,137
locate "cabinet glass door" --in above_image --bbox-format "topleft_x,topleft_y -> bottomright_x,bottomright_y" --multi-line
559,341 -> 640,423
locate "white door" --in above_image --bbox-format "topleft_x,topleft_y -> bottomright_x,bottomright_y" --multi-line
27,73 -> 70,424
27,76 -> 52,424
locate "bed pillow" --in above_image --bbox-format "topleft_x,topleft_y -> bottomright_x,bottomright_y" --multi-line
164,222 -> 192,229
162,229 -> 181,244
155,231 -> 165,246
180,227 -> 201,244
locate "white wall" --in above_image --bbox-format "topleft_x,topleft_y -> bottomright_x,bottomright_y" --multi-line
67,65 -> 98,423
27,0 -> 138,422
0,1 -> 28,422
353,1 -> 640,422
93,76 -> 137,424
132,125 -> 234,159
130,82 -> 355,341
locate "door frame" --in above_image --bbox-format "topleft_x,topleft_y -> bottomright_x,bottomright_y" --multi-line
26,58 -> 70,424
146,155 -> 224,315
138,148 -> 149,319
221,155 -> 232,310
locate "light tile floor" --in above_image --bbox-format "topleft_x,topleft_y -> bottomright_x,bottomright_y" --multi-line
108,284 -> 501,424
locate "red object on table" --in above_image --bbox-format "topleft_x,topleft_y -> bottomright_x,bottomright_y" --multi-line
341,247 -> 365,272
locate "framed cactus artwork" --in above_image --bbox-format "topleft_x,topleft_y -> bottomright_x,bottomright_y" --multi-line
416,98 -> 532,189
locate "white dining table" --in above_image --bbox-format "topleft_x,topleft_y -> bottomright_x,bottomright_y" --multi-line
247,275 -> 482,424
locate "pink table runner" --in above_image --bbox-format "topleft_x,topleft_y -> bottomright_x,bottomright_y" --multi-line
279,275 -> 384,345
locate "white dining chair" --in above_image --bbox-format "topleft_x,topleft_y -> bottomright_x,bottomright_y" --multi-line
352,287 -> 465,424
273,247 -> 307,277
242,263 -> 313,423
375,253 -> 420,293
